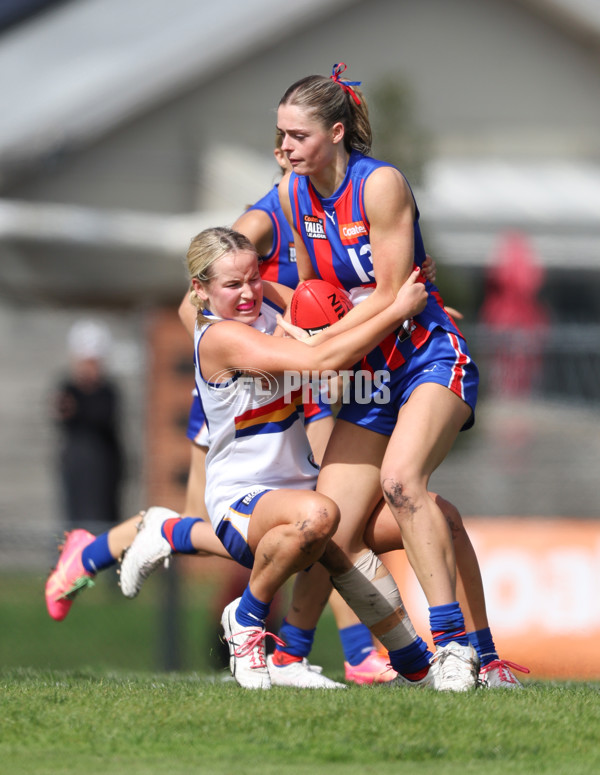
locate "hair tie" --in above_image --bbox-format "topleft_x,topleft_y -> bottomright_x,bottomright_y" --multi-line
330,62 -> 362,105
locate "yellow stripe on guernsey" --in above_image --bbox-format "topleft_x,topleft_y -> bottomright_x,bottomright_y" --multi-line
222,513 -> 248,526
234,389 -> 303,436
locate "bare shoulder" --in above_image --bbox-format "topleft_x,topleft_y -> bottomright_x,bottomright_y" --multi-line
233,207 -> 273,235
232,208 -> 274,256
197,319 -> 254,378
200,319 -> 246,345
364,165 -> 412,206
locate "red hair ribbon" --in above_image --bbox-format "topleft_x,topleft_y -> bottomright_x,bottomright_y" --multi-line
330,62 -> 362,105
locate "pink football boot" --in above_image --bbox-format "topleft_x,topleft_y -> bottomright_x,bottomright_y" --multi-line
344,649 -> 398,685
45,529 -> 96,621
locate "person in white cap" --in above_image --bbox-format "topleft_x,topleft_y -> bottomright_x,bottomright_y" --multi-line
51,319 -> 123,527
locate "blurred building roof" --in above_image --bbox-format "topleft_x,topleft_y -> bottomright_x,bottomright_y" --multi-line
0,0 -> 354,177
531,0 -> 600,34
0,0 -> 599,302
0,0 -> 64,33
1,0 -> 599,175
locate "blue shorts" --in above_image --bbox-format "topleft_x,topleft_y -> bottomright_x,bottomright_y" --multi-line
214,488 -> 272,569
186,392 -> 209,446
337,328 -> 478,437
303,388 -> 333,425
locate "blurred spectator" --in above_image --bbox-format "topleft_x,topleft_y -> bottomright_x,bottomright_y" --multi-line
51,319 -> 123,527
479,231 -> 549,397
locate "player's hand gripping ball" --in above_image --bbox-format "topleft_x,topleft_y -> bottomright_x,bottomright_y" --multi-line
290,279 -> 353,335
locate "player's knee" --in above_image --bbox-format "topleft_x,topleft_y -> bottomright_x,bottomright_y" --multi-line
380,474 -> 419,518
297,494 -> 339,546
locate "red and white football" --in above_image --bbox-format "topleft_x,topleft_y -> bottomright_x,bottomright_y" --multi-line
290,279 -> 353,335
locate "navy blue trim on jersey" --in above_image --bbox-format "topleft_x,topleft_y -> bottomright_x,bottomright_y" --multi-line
215,489 -> 272,568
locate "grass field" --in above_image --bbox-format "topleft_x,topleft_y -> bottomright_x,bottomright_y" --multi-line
0,567 -> 344,674
3,669 -> 600,775
2,571 -> 599,774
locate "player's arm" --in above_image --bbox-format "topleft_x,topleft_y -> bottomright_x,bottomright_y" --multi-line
232,208 -> 275,257
263,280 -> 294,336
260,280 -> 295,338
263,280 -> 293,310
199,269 -> 426,379
178,286 -> 197,340
278,172 -> 317,284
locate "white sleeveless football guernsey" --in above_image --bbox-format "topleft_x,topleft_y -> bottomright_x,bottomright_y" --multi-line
195,300 -> 319,531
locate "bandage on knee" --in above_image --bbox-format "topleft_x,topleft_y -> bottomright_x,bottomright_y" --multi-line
331,550 -> 417,651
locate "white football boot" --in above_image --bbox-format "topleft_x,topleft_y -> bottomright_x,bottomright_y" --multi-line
479,658 -> 530,688
267,655 -> 347,689
119,506 -> 176,598
221,597 -> 271,690
390,660 -> 439,689
430,642 -> 480,691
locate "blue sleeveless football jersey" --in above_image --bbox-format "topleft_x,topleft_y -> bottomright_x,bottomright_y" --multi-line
288,150 -> 464,371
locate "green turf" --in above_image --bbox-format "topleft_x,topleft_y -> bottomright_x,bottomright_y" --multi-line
2,572 -> 599,774
1,669 -> 599,775
0,569 -> 343,674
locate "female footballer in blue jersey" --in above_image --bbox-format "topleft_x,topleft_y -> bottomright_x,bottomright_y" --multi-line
230,139 -> 396,684
276,63 -> 527,689
223,138 -> 454,685
184,135 -> 416,685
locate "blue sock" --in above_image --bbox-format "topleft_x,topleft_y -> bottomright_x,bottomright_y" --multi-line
277,619 -> 316,658
388,636 -> 432,675
81,532 -> 115,574
235,586 -> 271,628
429,602 -> 468,648
162,517 -> 202,554
338,623 -> 373,666
468,627 -> 498,666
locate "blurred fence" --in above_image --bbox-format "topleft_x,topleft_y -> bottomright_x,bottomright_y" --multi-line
471,324 -> 600,404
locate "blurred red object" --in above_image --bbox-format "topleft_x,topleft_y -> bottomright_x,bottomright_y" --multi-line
479,231 -> 549,396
